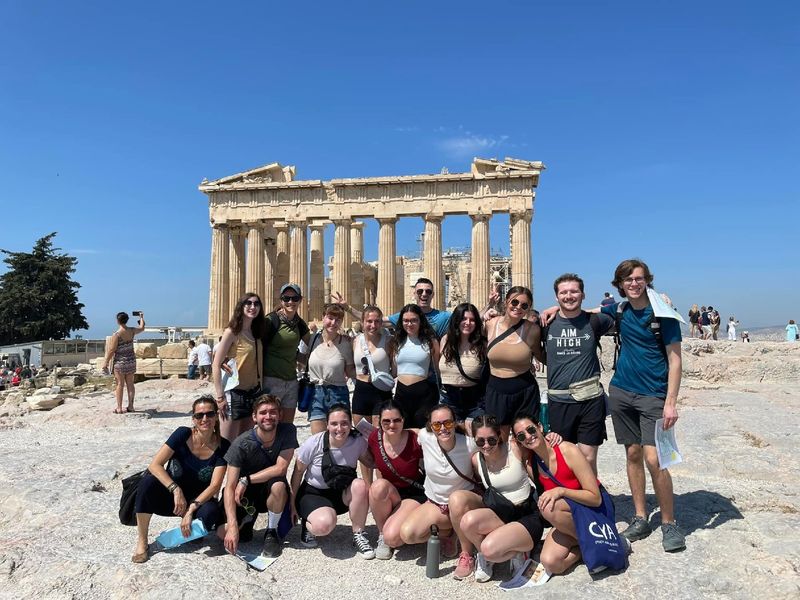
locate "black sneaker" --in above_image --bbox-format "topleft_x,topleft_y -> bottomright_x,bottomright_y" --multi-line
621,516 -> 653,542
300,519 -> 317,548
239,514 -> 256,543
262,528 -> 282,558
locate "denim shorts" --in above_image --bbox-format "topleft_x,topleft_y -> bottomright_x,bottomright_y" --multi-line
308,384 -> 351,421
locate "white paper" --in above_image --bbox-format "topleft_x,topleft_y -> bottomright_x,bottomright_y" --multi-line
235,551 -> 276,571
498,559 -> 551,590
221,358 -> 239,392
655,418 -> 683,469
355,417 -> 376,436
647,288 -> 686,324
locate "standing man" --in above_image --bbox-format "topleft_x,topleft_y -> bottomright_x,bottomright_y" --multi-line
221,395 -> 298,558
186,340 -> 199,380
600,259 -> 685,552
542,274 -> 614,475
600,291 -> 616,307
195,339 -> 213,380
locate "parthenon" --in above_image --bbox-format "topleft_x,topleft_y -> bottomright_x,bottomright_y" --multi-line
199,157 -> 545,333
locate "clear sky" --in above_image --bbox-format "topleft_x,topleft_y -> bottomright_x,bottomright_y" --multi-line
1,0 -> 797,337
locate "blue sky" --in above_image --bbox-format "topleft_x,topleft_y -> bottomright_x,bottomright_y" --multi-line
1,0 -> 798,336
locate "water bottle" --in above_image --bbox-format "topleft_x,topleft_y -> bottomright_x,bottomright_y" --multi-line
426,524 -> 440,578
156,519 -> 208,549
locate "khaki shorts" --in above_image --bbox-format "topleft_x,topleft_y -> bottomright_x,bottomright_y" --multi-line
263,376 -> 299,410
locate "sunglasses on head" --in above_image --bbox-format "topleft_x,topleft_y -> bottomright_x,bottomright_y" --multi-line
280,295 -> 300,302
381,417 -> 403,426
415,288 -> 433,297
514,424 -> 538,443
430,419 -> 455,432
243,300 -> 261,307
475,436 -> 499,448
509,298 -> 530,310
193,410 -> 217,420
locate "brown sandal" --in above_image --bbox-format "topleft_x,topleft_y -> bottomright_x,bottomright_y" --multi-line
131,550 -> 149,564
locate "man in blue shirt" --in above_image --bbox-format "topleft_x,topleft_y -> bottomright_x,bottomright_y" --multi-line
600,259 -> 685,553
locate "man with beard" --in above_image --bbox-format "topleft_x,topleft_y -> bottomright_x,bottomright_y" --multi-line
221,395 -> 298,557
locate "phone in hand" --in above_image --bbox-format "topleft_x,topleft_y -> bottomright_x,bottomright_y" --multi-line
132,311 -> 141,316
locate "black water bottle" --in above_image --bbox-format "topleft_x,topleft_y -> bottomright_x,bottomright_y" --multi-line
426,524 -> 440,578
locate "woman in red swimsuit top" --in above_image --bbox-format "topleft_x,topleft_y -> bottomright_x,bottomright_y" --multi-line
513,413 -> 602,580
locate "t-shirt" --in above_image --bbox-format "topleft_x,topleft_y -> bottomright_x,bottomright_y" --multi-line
417,429 -> 477,504
367,429 -> 424,489
196,343 -> 212,366
166,426 -> 231,498
600,297 -> 615,307
296,432 -> 368,490
389,308 -> 451,339
187,348 -> 199,366
545,311 -> 614,404
307,334 -> 354,386
263,313 -> 308,380
700,311 -> 710,326
601,302 -> 682,397
224,423 -> 299,477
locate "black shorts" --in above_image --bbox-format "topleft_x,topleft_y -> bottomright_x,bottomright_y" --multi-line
296,481 -> 349,519
516,512 -> 544,546
394,380 -> 438,429
397,485 -> 427,504
217,476 -> 288,524
441,384 -> 484,421
547,394 -> 607,446
351,379 -> 392,417
483,372 -> 540,426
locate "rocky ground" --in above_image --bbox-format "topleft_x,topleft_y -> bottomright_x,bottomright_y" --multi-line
0,340 -> 798,599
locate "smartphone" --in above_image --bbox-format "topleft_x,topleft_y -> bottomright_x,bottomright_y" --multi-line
132,311 -> 141,316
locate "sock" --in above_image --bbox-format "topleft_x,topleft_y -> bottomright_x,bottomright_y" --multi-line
267,510 -> 281,529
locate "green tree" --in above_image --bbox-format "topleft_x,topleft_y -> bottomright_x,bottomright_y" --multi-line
0,233 -> 88,344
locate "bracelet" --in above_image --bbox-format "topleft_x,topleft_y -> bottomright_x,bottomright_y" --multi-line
167,482 -> 179,493
190,499 -> 200,508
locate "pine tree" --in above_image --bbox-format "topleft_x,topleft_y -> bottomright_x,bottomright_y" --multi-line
0,233 -> 89,344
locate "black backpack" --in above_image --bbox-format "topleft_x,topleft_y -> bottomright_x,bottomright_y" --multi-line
612,302 -> 666,369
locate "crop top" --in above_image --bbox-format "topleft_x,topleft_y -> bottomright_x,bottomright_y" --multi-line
395,337 -> 430,377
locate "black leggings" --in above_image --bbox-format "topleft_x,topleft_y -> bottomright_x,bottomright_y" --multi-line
134,472 -> 221,531
394,380 -> 438,428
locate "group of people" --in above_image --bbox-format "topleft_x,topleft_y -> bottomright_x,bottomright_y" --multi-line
127,258 -> 686,584
0,364 -> 44,389
186,339 -> 213,380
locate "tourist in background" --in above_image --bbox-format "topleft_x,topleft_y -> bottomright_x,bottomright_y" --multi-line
263,283 -> 311,423
186,340 -> 199,380
688,304 -> 701,338
213,293 -> 265,441
727,317 -> 739,341
600,292 -> 615,307
786,319 -> 799,342
195,340 -> 213,380
101,310 -> 146,414
391,304 -> 440,428
438,303 -> 487,424
131,395 -> 229,563
710,307 -> 721,340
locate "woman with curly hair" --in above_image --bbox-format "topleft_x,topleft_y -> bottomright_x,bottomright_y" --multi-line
439,303 -> 487,424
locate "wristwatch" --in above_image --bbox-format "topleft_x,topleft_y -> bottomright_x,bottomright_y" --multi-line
238,475 -> 250,487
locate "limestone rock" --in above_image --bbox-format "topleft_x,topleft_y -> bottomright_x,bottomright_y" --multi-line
134,343 -> 158,359
32,388 -> 52,396
57,375 -> 87,390
1,392 -> 25,407
157,343 -> 187,359
26,394 -> 63,411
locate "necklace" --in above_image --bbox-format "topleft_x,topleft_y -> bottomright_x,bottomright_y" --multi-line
193,429 -> 215,452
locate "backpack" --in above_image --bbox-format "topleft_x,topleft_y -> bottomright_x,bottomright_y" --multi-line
612,302 -> 666,370
263,312 -> 309,346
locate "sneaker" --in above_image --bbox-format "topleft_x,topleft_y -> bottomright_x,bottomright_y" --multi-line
440,531 -> 459,558
661,522 -> 686,552
509,551 -> 528,576
375,534 -> 393,560
239,514 -> 256,543
453,552 -> 475,580
621,535 -> 632,555
353,530 -> 375,560
262,528 -> 282,558
474,552 -> 493,583
621,516 -> 653,542
300,520 -> 317,548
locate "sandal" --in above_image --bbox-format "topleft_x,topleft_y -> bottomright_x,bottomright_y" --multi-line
131,550 -> 149,564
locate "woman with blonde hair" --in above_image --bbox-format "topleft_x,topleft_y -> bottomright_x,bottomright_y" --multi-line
688,304 -> 701,338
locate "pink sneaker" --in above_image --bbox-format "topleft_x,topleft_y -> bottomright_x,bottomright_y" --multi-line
440,532 -> 459,559
453,552 -> 475,580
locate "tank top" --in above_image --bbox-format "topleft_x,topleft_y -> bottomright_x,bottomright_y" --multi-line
395,336 -> 430,377
308,334 -> 353,386
487,320 -> 532,377
226,333 -> 261,390
353,332 -> 391,374
439,348 -> 482,387
538,445 -> 582,491
477,447 -> 531,505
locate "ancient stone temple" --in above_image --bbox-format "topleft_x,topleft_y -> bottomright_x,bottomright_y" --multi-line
199,157 -> 544,333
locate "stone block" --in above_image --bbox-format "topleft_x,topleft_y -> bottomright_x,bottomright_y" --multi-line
27,394 -> 63,411
32,388 -> 52,396
134,343 -> 158,359
58,375 -> 87,390
2,392 -> 25,407
157,343 -> 187,359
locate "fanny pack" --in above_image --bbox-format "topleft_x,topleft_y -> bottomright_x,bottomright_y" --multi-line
549,376 -> 603,402
321,431 -> 358,491
359,334 -> 394,392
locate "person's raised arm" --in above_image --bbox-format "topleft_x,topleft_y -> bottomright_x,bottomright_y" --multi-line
212,329 -> 236,421
134,312 -> 146,335
330,292 -> 392,328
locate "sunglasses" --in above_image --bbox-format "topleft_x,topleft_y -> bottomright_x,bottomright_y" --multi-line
509,299 -> 530,310
430,419 -> 455,432
476,436 -> 499,448
381,417 -> 403,426
514,425 -> 538,443
415,289 -> 433,297
360,356 -> 370,375
192,410 -> 217,420
243,300 -> 261,308
240,496 -> 256,516
280,295 -> 300,302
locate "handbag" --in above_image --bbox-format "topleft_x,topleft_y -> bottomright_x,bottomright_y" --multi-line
321,431 -> 358,491
119,469 -> 147,526
536,456 -> 628,572
477,452 -> 532,524
376,431 -> 424,490
359,334 -> 395,392
297,333 -> 321,413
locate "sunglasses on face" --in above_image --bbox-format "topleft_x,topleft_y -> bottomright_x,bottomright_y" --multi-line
381,417 -> 403,426
475,436 -> 499,448
193,410 -> 217,420
415,289 -> 433,297
430,419 -> 455,432
509,299 -> 530,310
280,295 -> 300,302
243,300 -> 261,308
514,425 -> 538,443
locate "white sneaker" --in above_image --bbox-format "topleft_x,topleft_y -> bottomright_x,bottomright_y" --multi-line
353,530 -> 375,560
474,552 -> 493,583
375,533 -> 393,560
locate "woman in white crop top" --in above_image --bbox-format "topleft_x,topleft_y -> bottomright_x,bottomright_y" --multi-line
351,305 -> 395,429
439,303 -> 487,423
391,304 -> 440,429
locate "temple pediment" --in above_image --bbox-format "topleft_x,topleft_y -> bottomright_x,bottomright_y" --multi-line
202,162 -> 296,186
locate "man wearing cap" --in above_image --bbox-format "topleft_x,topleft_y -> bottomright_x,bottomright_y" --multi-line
262,283 -> 311,423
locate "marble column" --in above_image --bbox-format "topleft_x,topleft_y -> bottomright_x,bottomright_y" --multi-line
395,257 -> 405,313
264,237 -> 276,313
208,224 -> 229,331
288,220 -> 308,319
309,223 -> 325,319
376,218 -> 397,314
510,209 -> 533,293
332,219 -> 351,322
228,225 -> 246,312
470,213 -> 491,307
245,223 -> 265,300
350,222 -> 365,316
274,222 -> 289,307
423,215 -> 445,310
